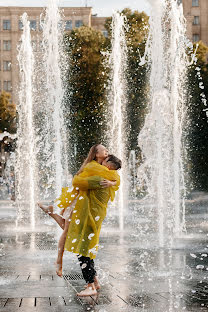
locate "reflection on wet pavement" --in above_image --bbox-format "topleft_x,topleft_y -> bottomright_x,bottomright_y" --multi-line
1,197 -> 208,311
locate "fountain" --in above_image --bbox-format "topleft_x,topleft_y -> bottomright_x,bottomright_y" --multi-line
15,0 -> 69,227
39,0 -> 69,198
128,150 -> 137,197
16,13 -> 37,228
138,0 -> 188,246
108,12 -> 128,230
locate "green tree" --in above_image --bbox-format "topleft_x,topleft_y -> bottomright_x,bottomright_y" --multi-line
187,41 -> 208,190
64,10 -> 149,174
0,91 -> 16,133
64,26 -> 108,174
122,9 -> 149,154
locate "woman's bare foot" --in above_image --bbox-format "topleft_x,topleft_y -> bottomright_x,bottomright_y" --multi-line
55,261 -> 62,277
77,283 -> 97,297
84,276 -> 101,290
37,202 -> 53,215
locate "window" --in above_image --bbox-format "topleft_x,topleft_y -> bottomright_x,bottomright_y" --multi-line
30,20 -> 36,31
19,20 -> 23,30
39,40 -> 44,51
3,41 -> 11,51
3,61 -> 11,71
75,20 -> 83,28
193,34 -> 200,42
3,81 -> 12,91
193,16 -> 200,25
3,20 -> 11,30
39,20 -> 44,31
65,20 -> 72,31
102,30 -> 108,38
58,21 -> 63,29
31,40 -> 37,52
192,0 -> 199,6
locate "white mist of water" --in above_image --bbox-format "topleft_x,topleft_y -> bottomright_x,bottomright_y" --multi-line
40,0 -> 69,198
108,12 -> 128,230
16,13 -> 37,228
138,0 -> 188,246
16,0 -> 69,228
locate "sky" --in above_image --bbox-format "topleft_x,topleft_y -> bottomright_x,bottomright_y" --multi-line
0,0 -> 151,16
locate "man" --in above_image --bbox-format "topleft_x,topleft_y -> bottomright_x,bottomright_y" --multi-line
64,155 -> 121,296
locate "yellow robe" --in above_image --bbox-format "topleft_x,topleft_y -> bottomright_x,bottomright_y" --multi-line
56,161 -> 120,259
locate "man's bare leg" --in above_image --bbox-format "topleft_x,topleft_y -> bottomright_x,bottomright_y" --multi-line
55,220 -> 70,277
77,283 -> 97,297
94,276 -> 101,290
37,202 -> 65,230
84,275 -> 100,290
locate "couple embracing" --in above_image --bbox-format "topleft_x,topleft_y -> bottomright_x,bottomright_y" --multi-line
38,144 -> 121,297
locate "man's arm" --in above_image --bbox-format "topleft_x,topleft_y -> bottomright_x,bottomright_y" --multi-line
72,175 -> 103,191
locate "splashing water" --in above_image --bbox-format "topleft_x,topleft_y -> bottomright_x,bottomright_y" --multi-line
16,0 -> 69,227
108,12 -> 128,230
39,0 -> 69,198
129,150 -> 137,198
16,13 -> 37,228
138,0 -> 188,246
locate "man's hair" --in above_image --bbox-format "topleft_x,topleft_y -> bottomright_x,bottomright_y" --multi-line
107,154 -> 122,170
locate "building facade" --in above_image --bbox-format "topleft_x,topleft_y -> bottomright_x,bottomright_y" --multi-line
182,0 -> 208,45
0,6 -> 108,104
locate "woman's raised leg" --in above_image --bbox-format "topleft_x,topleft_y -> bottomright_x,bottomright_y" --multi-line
37,202 -> 65,230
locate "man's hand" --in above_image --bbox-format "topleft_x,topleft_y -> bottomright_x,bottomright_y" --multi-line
100,179 -> 117,188
60,208 -> 65,216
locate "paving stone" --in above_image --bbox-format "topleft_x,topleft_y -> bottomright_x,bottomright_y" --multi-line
2,199 -> 208,311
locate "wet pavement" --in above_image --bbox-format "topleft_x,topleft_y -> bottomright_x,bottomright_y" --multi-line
1,194 -> 208,311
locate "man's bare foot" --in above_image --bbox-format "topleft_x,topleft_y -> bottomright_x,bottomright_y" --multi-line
94,276 -> 101,290
84,275 -> 101,290
77,283 -> 97,297
55,261 -> 62,277
37,202 -> 53,215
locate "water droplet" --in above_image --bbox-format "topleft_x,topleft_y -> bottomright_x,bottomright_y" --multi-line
196,265 -> 204,270
88,233 -> 95,240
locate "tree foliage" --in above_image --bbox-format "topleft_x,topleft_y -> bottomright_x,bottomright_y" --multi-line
122,9 -> 149,154
0,91 -> 16,133
64,26 -> 108,174
187,41 -> 208,190
64,10 -> 149,174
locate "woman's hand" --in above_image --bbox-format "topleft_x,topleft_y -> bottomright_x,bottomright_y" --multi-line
100,179 -> 117,188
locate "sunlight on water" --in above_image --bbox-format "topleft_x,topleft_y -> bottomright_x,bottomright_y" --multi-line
138,0 -> 188,246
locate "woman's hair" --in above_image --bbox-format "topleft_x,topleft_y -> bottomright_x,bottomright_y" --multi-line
76,144 -> 100,175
